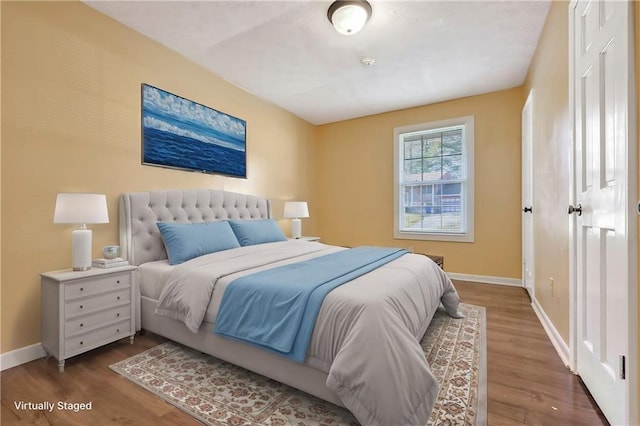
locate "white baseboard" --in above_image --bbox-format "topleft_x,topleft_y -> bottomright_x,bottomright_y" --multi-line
447,272 -> 522,287
0,343 -> 46,371
531,297 -> 570,367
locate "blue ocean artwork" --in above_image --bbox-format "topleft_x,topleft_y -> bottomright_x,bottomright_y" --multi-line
142,84 -> 246,178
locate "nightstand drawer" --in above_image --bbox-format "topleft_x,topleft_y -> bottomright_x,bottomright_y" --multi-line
64,305 -> 131,337
65,272 -> 131,300
65,288 -> 130,319
65,319 -> 131,357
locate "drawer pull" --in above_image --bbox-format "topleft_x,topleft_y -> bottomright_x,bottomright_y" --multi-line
80,287 -> 84,292
80,323 -> 83,328
80,341 -> 83,345
117,296 -> 120,301
116,313 -> 120,317
116,328 -> 120,333
117,280 -> 120,284
79,305 -> 83,309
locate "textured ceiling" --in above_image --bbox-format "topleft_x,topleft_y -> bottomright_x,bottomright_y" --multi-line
86,1 -> 551,125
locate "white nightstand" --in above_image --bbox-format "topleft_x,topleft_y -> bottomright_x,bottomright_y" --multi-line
40,265 -> 137,372
290,236 -> 321,242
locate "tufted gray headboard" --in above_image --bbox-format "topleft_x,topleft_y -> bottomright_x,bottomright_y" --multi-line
119,189 -> 271,266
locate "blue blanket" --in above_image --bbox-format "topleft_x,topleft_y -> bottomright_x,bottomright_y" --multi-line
214,246 -> 408,362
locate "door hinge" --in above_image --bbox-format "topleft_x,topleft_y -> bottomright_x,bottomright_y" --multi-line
619,355 -> 626,380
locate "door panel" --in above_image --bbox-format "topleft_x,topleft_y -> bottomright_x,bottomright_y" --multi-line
522,92 -> 534,299
572,1 -> 630,424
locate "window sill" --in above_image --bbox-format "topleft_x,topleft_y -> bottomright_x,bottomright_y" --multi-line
394,230 -> 474,243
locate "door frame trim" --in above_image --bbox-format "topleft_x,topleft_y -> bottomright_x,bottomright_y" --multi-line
568,0 -> 577,378
522,90 -> 535,300
568,1 -> 638,424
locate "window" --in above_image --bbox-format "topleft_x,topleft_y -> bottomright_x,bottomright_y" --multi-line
394,116 -> 474,242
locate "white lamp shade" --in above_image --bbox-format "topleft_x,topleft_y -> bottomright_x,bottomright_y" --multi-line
53,193 -> 109,224
283,201 -> 309,219
328,1 -> 372,35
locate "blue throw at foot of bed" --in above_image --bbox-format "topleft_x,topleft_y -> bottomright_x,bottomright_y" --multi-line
214,246 -> 408,362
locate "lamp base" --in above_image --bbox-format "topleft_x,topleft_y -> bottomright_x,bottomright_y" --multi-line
73,266 -> 91,272
71,227 -> 92,271
291,218 -> 302,239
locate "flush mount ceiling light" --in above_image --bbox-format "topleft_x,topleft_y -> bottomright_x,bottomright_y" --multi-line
361,57 -> 375,67
327,1 -> 372,36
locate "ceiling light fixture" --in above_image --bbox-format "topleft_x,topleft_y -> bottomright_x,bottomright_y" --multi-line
327,1 -> 372,36
361,57 -> 375,67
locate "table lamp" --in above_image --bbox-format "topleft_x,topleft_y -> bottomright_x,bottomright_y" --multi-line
53,193 -> 109,271
283,201 -> 309,239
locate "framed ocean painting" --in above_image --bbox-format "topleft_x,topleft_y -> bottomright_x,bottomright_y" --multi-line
141,84 -> 247,178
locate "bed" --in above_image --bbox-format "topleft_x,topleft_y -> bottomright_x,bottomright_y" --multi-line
119,188 -> 461,426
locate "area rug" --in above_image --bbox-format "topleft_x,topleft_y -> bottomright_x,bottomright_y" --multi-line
110,303 -> 486,426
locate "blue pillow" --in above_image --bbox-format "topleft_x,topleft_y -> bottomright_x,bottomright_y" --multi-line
157,221 -> 240,265
228,219 -> 287,246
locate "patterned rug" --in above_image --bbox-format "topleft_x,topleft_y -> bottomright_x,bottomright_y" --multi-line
110,303 -> 486,426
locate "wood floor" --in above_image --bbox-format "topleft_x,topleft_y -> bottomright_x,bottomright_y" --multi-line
453,281 -> 608,426
1,281 -> 608,425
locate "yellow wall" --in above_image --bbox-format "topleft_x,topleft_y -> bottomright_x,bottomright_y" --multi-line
523,1 -> 570,341
316,88 -> 523,278
1,1 -> 318,353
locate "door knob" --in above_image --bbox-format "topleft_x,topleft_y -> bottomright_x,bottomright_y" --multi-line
522,206 -> 533,213
568,204 -> 582,216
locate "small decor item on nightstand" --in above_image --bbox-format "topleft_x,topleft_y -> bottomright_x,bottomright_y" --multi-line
92,257 -> 129,269
103,245 -> 120,259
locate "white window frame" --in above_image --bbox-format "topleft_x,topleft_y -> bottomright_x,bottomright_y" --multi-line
393,115 -> 474,242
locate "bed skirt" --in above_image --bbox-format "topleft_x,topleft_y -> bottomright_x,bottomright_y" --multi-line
139,296 -> 344,407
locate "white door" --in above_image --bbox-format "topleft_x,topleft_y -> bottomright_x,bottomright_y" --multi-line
521,92 -> 534,299
570,1 -> 634,424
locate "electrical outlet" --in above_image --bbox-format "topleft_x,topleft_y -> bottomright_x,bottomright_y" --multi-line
549,277 -> 554,297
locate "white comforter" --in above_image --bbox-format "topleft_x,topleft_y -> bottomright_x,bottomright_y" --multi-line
154,240 -> 461,426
